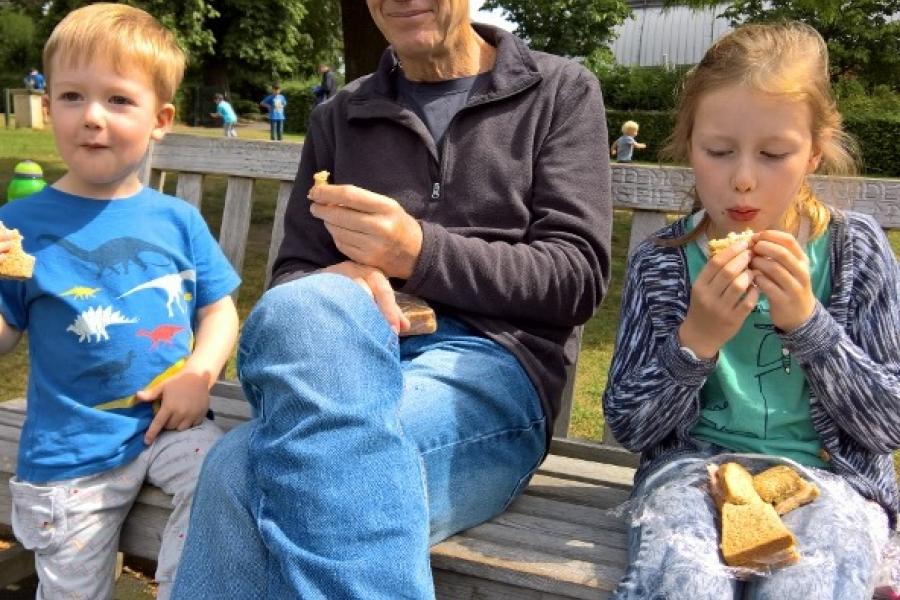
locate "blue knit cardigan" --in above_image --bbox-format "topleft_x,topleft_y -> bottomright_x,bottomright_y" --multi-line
602,210 -> 900,529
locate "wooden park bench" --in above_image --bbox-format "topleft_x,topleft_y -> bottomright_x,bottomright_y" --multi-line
1,133 -> 898,598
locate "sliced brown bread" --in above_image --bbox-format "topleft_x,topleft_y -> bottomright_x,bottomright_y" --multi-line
0,229 -> 35,280
720,501 -> 798,568
715,462 -> 760,507
395,292 -> 437,336
753,465 -> 820,515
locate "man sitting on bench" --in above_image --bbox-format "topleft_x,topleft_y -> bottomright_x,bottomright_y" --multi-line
172,3 -> 612,598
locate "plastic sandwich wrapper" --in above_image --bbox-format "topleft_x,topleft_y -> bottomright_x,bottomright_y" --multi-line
601,452 -> 900,594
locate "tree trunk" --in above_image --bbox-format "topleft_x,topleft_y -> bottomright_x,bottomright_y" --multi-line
340,1 -> 388,82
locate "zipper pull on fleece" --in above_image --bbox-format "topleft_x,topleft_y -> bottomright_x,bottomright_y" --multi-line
431,182 -> 440,200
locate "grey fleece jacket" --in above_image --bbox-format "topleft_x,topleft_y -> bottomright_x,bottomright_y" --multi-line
272,25 -> 612,426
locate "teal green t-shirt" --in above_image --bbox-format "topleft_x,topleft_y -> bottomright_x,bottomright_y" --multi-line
687,221 -> 832,468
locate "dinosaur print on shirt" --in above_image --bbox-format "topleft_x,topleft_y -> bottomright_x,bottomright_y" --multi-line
66,306 -> 138,343
38,235 -> 171,276
138,325 -> 185,349
118,270 -> 196,317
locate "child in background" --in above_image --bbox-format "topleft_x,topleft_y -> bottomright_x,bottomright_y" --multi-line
610,120 -> 646,162
211,93 -> 238,137
603,22 -> 899,599
259,83 -> 287,141
0,4 -> 240,598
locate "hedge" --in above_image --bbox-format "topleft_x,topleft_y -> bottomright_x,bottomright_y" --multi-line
606,109 -> 900,177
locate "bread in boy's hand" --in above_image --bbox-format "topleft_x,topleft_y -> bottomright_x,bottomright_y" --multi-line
708,229 -> 754,256
0,228 -> 35,280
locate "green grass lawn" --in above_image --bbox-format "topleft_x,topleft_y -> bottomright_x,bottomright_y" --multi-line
1,125 -> 899,471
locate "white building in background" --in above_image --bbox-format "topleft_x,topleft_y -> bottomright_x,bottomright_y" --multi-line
611,1 -> 732,66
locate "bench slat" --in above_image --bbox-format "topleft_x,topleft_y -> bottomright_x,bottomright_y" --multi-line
175,173 -> 203,209
149,134 -> 301,181
218,176 -> 254,279
265,181 -> 293,288
431,535 -> 621,599
433,568 -> 576,600
507,495 -> 629,532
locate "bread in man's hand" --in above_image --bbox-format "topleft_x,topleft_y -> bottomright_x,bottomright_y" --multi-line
312,170 -> 330,187
708,229 -> 754,256
395,292 -> 437,336
0,228 -> 35,280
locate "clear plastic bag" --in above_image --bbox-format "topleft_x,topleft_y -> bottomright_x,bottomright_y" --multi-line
873,532 -> 900,599
605,452 -> 893,591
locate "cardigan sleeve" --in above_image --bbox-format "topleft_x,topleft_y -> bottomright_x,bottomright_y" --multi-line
602,245 -> 717,452
781,216 -> 900,454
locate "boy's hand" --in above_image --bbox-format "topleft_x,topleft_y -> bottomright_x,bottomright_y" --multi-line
679,240 -> 758,358
137,370 -> 211,445
750,230 -> 815,332
0,222 -> 12,256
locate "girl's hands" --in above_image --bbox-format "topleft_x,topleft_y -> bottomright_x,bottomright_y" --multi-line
750,230 -> 815,332
679,241 -> 758,359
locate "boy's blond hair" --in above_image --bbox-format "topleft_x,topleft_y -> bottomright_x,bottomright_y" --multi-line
622,120 -> 639,135
43,3 -> 185,104
660,22 -> 858,243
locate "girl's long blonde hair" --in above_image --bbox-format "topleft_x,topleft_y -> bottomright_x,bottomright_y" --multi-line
660,21 -> 859,246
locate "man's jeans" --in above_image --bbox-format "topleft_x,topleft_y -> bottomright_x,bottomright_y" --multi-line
172,274 -> 547,599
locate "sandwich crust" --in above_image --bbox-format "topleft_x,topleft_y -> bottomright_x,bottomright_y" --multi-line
708,229 -> 754,256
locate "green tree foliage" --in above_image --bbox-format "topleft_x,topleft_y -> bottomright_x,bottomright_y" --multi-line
668,0 -> 900,89
6,0 -> 342,92
0,7 -> 38,75
482,0 -> 633,56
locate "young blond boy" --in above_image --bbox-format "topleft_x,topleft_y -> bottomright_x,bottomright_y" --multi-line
610,120 -> 647,163
0,4 -> 240,598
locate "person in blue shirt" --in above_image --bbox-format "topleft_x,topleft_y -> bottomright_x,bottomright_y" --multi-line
0,6 -> 240,599
23,67 -> 45,91
610,120 -> 646,163
210,93 -> 238,137
259,83 -> 287,141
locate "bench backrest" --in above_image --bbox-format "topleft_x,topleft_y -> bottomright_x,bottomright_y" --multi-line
141,133 -> 900,441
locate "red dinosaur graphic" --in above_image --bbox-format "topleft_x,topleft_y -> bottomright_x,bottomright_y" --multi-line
137,325 -> 185,349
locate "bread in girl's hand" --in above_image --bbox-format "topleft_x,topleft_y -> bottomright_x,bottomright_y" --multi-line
0,228 -> 35,280
708,229 -> 754,256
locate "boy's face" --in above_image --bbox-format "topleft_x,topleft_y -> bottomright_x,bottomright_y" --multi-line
45,55 -> 175,199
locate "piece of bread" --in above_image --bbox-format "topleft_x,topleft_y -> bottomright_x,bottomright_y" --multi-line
753,465 -> 820,515
720,500 -> 798,569
713,462 -> 759,508
312,170 -> 330,187
395,292 -> 437,336
0,229 -> 35,280
708,229 -> 754,256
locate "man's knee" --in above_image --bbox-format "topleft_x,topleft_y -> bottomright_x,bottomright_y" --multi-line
195,424 -> 253,507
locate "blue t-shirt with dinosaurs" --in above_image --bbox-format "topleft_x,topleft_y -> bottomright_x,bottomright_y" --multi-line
0,186 -> 240,483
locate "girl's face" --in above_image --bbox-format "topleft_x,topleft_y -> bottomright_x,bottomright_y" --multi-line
689,84 -> 822,239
